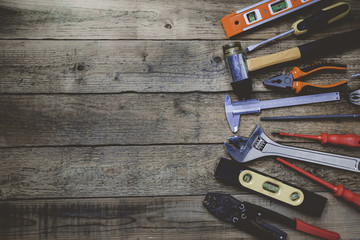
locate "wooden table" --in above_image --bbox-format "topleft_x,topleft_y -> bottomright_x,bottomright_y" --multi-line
0,0 -> 359,239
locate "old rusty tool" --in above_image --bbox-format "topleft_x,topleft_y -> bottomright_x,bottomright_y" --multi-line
224,125 -> 360,173
224,92 -> 340,133
245,2 -> 350,52
203,192 -> 340,240
263,63 -> 348,94
277,157 -> 360,210
261,113 -> 360,121
274,131 -> 360,148
222,28 -> 359,98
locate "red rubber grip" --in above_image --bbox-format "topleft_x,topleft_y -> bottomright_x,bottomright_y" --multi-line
295,218 -> 340,240
334,185 -> 360,209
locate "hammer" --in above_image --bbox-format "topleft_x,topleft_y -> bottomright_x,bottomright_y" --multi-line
223,28 -> 359,99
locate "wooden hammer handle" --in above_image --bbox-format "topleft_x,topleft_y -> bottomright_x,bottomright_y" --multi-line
246,48 -> 301,71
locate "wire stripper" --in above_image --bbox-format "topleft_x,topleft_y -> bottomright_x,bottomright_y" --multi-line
203,192 -> 340,240
264,63 -> 348,94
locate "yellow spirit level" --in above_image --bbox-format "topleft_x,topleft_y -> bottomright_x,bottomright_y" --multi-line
222,0 -> 322,38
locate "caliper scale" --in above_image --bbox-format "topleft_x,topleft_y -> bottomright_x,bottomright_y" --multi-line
225,92 -> 340,133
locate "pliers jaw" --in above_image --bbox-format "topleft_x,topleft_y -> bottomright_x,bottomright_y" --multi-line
203,193 -> 288,240
263,74 -> 294,89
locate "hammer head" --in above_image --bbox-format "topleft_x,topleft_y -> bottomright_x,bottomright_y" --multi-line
223,42 -> 252,99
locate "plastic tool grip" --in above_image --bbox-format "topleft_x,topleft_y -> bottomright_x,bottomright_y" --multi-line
279,132 -> 360,147
293,2 -> 350,35
298,28 -> 360,60
290,64 -> 347,80
333,185 -> 360,209
292,80 -> 347,94
246,29 -> 359,71
295,219 -> 340,240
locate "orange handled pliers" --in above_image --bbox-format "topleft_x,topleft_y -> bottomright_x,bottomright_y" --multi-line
264,63 -> 348,94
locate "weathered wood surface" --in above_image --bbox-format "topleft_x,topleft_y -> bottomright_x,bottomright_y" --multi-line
0,93 -> 359,146
0,144 -> 359,200
0,0 -> 359,40
1,0 -> 360,239
0,40 -> 359,93
1,194 -> 360,240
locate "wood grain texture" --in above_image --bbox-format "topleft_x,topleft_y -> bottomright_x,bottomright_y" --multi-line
0,0 -> 358,40
1,194 -> 360,239
0,145 -> 359,200
0,40 -> 359,94
0,93 -> 359,147
1,0 -> 360,239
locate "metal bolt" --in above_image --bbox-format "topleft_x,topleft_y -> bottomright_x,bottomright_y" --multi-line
239,204 -> 245,210
241,213 -> 247,219
233,217 -> 239,223
243,174 -> 252,183
290,192 -> 300,201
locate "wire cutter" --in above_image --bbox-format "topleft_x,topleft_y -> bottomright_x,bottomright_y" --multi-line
264,63 -> 348,94
203,192 -> 340,240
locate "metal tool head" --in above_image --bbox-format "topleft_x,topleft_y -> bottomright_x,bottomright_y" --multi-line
263,74 -> 293,89
224,94 -> 241,133
203,192 -> 243,222
223,42 -> 249,82
225,125 -> 273,163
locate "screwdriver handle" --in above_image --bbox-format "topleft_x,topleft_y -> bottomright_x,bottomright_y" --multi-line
325,133 -> 360,147
334,185 -> 360,209
292,2 -> 350,36
280,132 -> 360,147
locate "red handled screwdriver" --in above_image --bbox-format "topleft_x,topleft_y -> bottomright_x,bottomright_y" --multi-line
277,132 -> 360,148
277,157 -> 360,210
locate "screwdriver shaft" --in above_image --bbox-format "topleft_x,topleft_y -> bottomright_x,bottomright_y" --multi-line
245,29 -> 294,52
276,157 -> 336,190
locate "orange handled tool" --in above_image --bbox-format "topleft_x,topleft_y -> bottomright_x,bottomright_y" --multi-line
277,157 -> 360,210
264,63 -> 348,94
278,132 -> 360,148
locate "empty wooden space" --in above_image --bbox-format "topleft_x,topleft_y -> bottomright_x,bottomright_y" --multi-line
0,0 -> 359,239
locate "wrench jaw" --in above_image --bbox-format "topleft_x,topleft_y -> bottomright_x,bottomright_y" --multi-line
225,94 -> 240,133
225,125 -> 274,163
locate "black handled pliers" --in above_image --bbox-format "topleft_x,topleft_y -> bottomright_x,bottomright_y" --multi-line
263,63 -> 347,94
203,192 -> 340,240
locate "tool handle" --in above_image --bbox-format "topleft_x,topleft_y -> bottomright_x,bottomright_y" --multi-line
325,133 -> 360,147
292,80 -> 348,94
247,47 -> 301,71
334,185 -> 360,209
298,28 -> 360,60
295,219 -> 340,240
290,63 -> 347,79
292,2 -> 350,35
247,29 -> 359,71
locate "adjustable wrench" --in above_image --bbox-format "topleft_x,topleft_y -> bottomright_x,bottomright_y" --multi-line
225,125 -> 360,173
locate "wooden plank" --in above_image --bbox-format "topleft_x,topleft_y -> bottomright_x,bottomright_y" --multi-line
0,93 -> 359,147
1,194 -> 359,239
0,0 -> 358,40
0,40 -> 359,93
0,145 -> 359,200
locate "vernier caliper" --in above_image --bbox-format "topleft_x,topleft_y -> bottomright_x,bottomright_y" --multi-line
225,92 -> 340,133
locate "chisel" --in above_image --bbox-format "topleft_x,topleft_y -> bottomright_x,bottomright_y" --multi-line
245,2 -> 350,52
